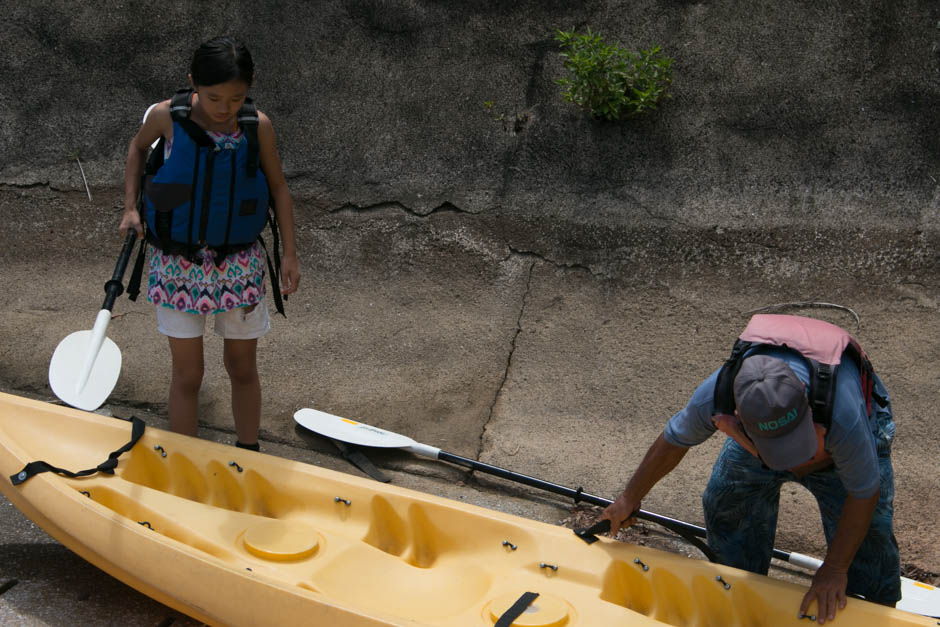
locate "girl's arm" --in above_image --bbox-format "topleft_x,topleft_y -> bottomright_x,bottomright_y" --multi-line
121,100 -> 171,237
257,112 -> 300,295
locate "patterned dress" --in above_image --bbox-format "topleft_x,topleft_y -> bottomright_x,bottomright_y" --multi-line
147,129 -> 267,315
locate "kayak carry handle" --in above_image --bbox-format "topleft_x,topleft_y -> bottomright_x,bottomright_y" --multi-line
574,513 -> 718,563
574,519 -> 611,544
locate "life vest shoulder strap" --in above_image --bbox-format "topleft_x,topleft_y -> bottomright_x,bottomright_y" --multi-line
236,97 -> 261,178
168,89 -> 214,148
166,88 -> 260,175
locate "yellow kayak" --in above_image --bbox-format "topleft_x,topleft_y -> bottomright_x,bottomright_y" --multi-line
0,393 -> 932,626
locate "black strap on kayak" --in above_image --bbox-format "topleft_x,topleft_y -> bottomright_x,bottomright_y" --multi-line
574,516 -> 720,563
329,438 -> 390,483
9,416 -> 146,486
494,591 -> 539,627
574,518 -> 611,545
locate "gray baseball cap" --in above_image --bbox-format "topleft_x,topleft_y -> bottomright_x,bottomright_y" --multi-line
733,355 -> 817,470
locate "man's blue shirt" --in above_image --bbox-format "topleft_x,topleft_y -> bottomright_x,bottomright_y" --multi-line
664,346 -> 881,498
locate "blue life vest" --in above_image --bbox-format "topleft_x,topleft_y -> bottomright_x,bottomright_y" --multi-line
129,89 -> 286,316
143,89 -> 269,254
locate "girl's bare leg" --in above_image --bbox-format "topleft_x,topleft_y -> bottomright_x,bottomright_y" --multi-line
223,338 -> 261,446
167,336 -> 205,436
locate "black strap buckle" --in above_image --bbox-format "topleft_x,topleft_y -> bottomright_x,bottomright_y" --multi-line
574,519 -> 612,545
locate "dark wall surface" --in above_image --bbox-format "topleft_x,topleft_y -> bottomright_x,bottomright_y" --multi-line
2,0 -> 938,276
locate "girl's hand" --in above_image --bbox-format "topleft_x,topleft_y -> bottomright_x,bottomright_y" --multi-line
119,209 -> 143,239
279,254 -> 301,295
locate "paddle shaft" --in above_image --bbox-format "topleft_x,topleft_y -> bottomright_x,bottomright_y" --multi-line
71,230 -> 136,398
436,450 -> 726,558
434,450 -> 813,564
102,230 -> 138,311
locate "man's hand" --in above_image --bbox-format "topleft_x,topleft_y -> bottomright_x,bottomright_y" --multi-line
711,413 -> 761,458
800,562 -> 848,625
600,493 -> 639,535
601,432 -> 690,536
798,489 -> 880,623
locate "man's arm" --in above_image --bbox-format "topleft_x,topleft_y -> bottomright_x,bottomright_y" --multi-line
601,431 -> 689,532
799,489 -> 880,625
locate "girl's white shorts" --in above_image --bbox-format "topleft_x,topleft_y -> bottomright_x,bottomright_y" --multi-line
156,301 -> 271,340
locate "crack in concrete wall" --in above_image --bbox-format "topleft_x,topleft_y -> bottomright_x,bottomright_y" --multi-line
475,253 -> 538,462
323,197 -> 622,278
324,195 -> 616,278
506,246 -> 600,278
330,200 -> 478,217
0,579 -> 19,596
0,182 -> 54,190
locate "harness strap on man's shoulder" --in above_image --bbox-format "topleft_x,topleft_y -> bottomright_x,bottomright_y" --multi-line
713,339 -> 753,416
808,361 -> 834,431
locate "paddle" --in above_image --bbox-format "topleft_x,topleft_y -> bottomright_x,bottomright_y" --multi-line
49,230 -> 138,411
294,407 -> 939,618
293,407 -> 716,560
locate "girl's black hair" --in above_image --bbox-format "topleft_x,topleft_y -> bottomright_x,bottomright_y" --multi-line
190,36 -> 254,87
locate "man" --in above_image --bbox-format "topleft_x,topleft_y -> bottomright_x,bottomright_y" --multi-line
601,315 -> 900,625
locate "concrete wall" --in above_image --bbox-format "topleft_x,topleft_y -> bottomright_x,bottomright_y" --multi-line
3,0 -> 938,280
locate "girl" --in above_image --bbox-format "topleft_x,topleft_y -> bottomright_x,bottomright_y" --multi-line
119,36 -> 300,451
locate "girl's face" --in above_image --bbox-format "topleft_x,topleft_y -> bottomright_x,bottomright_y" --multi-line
190,77 -> 250,125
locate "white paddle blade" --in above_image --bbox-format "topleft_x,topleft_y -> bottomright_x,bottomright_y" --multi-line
294,408 -> 417,449
49,330 -> 121,411
75,309 -> 114,394
898,577 -> 939,618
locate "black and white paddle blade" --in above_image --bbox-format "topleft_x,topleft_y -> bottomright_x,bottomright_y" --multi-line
293,408 -> 417,449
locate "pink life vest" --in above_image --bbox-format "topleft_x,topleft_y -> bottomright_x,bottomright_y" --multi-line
713,314 -> 876,428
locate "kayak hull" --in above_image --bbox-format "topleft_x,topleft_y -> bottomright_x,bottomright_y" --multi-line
0,393 -> 932,626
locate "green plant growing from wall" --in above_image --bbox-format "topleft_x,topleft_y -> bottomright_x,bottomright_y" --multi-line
555,28 -> 674,121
